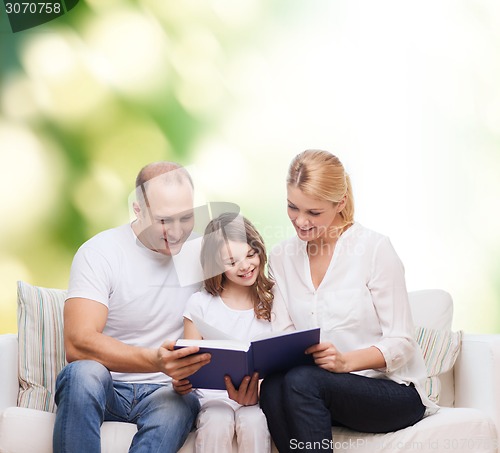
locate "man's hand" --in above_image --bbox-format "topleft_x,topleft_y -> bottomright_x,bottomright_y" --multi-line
172,378 -> 194,395
157,340 -> 211,380
225,372 -> 259,406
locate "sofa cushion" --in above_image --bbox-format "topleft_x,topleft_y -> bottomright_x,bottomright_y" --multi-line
409,289 -> 453,330
0,406 -> 224,453
331,407 -> 497,453
3,407 -> 495,453
17,281 -> 67,412
0,406 -> 139,453
415,326 -> 463,404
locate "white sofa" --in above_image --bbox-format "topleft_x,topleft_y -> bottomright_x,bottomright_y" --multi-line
0,289 -> 499,453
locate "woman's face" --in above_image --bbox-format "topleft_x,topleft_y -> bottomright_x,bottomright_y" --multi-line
287,185 -> 344,243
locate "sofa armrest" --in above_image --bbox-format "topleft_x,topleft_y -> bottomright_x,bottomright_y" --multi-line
0,334 -> 19,411
454,334 -> 500,429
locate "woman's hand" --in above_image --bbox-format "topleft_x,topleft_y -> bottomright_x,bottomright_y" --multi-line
225,372 -> 259,406
306,342 -> 350,373
172,378 -> 194,395
306,343 -> 386,373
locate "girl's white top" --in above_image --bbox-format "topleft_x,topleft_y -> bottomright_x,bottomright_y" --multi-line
184,290 -> 271,408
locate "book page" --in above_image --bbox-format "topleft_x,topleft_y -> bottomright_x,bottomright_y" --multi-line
176,338 -> 250,351
252,327 -> 317,341
190,313 -> 236,341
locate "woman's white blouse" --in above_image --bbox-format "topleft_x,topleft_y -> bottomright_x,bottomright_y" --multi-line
269,222 -> 437,411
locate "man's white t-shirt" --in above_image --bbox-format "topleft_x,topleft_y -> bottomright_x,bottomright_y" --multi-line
67,223 -> 201,384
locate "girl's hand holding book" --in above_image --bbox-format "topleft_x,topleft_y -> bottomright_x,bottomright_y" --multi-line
172,378 -> 194,395
225,372 -> 260,406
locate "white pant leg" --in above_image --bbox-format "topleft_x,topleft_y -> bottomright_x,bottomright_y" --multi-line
195,399 -> 236,453
234,404 -> 271,453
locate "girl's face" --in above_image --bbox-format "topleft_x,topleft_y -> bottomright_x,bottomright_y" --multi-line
220,240 -> 260,288
287,185 -> 345,243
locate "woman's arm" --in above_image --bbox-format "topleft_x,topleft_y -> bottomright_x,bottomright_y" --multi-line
269,260 -> 296,332
305,236 -> 415,374
306,343 -> 386,373
368,236 -> 415,372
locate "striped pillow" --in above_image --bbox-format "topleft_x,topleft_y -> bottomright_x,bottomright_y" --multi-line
17,281 -> 67,412
415,326 -> 463,403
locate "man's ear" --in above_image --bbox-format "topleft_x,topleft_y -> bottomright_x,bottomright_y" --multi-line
133,201 -> 141,218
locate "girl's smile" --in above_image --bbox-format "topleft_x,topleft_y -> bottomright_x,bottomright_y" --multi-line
220,240 -> 260,288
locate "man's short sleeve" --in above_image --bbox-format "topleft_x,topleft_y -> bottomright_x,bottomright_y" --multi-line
66,245 -> 115,307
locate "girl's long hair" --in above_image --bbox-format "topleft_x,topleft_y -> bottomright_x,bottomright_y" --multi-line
201,212 -> 274,321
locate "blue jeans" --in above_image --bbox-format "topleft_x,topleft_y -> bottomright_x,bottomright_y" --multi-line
260,366 -> 425,453
53,360 -> 200,453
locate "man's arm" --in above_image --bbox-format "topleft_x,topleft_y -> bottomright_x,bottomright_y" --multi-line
64,297 -> 211,380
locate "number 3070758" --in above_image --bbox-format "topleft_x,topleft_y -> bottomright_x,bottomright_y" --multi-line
5,3 -> 62,14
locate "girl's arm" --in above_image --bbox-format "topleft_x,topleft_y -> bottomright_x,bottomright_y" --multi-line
183,317 -> 203,340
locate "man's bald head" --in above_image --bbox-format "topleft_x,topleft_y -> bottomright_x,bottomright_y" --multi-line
132,161 -> 195,255
135,162 -> 193,208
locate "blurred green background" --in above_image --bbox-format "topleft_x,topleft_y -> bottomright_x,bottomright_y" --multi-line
1,0 -> 499,334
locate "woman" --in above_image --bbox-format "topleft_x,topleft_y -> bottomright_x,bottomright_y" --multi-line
260,150 -> 437,452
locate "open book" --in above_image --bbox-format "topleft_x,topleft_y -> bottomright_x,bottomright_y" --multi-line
175,315 -> 320,390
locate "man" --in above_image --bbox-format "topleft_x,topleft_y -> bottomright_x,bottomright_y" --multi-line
53,162 -> 211,453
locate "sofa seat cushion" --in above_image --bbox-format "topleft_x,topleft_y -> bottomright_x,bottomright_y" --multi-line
331,407 -> 497,453
0,407 -> 199,453
0,407 -> 55,453
2,406 -> 496,453
0,406 -> 201,453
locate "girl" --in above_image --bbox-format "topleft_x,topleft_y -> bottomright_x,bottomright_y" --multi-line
175,212 -> 274,453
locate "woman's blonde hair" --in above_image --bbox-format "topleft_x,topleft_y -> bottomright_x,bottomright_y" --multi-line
201,212 -> 274,321
287,149 -> 355,226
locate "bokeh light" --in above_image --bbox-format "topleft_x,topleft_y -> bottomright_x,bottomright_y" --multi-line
1,0 -> 500,335
83,7 -> 171,100
20,30 -> 108,124
0,121 -> 65,242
